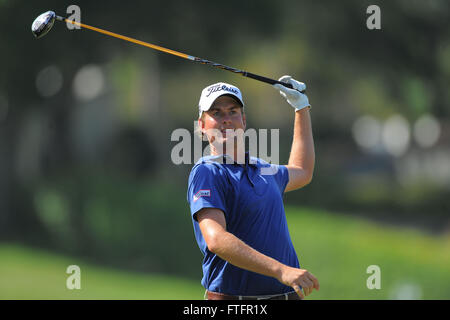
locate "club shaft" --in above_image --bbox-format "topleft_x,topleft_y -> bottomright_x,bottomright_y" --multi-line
60,17 -> 302,92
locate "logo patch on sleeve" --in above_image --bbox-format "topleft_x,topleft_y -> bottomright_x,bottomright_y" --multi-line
193,189 -> 211,202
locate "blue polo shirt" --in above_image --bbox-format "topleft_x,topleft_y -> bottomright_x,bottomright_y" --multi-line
187,153 -> 300,296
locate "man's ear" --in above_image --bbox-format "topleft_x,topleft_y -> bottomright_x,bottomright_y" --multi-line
242,112 -> 246,130
198,118 -> 205,133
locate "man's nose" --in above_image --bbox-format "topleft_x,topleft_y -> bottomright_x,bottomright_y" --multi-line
221,113 -> 232,124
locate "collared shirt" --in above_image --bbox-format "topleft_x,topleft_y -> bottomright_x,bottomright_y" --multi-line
187,153 -> 300,296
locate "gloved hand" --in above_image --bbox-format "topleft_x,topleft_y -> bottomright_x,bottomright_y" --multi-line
273,75 -> 311,111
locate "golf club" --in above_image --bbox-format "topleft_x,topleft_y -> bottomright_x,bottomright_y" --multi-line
31,11 -> 305,93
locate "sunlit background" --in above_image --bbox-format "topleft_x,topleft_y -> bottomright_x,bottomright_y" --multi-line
0,0 -> 449,299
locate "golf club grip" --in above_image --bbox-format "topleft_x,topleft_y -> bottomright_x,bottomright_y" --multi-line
244,72 -> 306,93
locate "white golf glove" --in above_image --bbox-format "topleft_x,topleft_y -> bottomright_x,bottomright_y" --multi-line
273,75 -> 310,111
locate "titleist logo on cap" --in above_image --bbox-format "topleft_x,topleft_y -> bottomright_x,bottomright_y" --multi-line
206,84 -> 239,97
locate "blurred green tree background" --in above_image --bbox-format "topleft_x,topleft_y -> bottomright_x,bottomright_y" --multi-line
0,0 -> 449,299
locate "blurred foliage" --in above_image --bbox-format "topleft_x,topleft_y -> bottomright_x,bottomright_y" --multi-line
31,168 -> 202,277
0,0 -> 449,281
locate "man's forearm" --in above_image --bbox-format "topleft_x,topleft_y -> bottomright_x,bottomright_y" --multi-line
210,230 -> 284,281
210,230 -> 317,298
288,108 -> 315,170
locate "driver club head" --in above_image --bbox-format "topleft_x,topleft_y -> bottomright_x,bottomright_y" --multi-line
31,11 -> 56,39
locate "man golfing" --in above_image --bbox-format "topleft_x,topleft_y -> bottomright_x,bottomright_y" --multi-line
31,10 -> 318,300
187,76 -> 319,300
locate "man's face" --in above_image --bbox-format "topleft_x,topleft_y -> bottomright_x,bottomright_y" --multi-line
199,95 -> 246,147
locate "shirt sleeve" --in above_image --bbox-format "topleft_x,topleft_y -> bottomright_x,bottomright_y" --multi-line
187,163 -> 228,221
271,164 -> 290,194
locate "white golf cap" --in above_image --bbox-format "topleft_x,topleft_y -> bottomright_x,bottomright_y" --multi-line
198,82 -> 244,118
